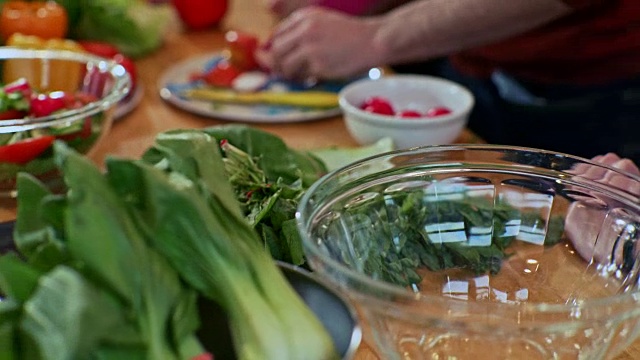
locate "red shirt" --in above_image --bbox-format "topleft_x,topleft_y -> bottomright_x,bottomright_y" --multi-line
449,0 -> 640,85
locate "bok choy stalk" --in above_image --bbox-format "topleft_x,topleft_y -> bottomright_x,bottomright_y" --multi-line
7,143 -> 204,360
103,131 -> 339,360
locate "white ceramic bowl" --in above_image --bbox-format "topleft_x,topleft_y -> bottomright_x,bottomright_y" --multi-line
339,75 -> 474,149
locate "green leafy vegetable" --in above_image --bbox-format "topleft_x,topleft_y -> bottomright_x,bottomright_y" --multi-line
142,126 -> 325,266
55,0 -> 172,58
133,131 -> 338,359
144,126 -> 565,286
0,138 -> 338,360
324,189 -> 564,287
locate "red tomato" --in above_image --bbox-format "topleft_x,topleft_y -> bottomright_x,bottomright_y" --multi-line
4,77 -> 32,98
0,135 -> 55,164
191,353 -> 213,360
201,61 -> 242,87
426,106 -> 452,117
30,92 -> 67,117
0,1 -> 68,41
360,96 -> 394,115
399,110 -> 422,118
80,41 -> 138,92
224,30 -> 259,71
78,41 -> 120,59
0,109 -> 26,120
172,0 -> 228,30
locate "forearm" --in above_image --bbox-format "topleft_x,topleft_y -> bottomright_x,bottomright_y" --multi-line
364,0 -> 416,15
372,0 -> 573,65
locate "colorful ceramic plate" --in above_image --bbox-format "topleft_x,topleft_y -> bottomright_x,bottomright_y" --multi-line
158,52 -> 354,123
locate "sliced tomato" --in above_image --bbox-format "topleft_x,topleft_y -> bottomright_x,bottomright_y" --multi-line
398,110 -> 422,118
0,135 -> 55,164
0,109 -> 26,120
426,106 -> 452,117
78,41 -> 120,58
30,92 -> 67,117
224,30 -> 259,71
4,77 -> 32,98
202,61 -> 242,87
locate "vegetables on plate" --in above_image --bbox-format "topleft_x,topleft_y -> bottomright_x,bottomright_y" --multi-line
191,60 -> 242,88
188,31 -> 260,90
223,30 -> 259,72
0,1 -> 68,41
0,137 -> 339,360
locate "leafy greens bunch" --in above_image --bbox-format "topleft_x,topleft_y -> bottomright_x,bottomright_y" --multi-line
0,135 -> 338,360
29,0 -> 173,58
336,192 -> 564,287
142,125 -> 327,267
142,125 -> 565,289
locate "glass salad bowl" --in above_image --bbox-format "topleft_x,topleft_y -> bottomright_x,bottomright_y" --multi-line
0,46 -> 131,199
296,145 -> 640,360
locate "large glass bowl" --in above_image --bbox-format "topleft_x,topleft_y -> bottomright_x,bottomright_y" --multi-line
296,145 -> 640,360
0,47 -> 131,199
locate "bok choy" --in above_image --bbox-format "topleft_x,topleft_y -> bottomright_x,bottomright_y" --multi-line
0,138 -> 339,360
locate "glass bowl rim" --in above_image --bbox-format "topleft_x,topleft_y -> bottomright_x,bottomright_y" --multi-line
0,47 -> 131,133
296,144 -> 640,315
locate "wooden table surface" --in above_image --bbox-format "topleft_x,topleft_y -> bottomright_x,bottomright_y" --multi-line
36,1 -> 640,358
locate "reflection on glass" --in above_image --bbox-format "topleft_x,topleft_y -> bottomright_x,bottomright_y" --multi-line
442,274 -> 531,303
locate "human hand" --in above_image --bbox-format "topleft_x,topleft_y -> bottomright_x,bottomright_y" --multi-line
565,153 -> 640,265
257,6 -> 384,81
264,0 -> 318,19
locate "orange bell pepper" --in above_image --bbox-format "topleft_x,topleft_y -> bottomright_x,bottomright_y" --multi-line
3,33 -> 85,93
0,1 -> 68,41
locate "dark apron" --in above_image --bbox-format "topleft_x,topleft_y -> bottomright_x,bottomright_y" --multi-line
400,59 -> 640,163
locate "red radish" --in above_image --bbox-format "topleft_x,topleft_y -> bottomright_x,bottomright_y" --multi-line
426,106 -> 452,117
399,110 -> 422,118
360,96 -> 394,115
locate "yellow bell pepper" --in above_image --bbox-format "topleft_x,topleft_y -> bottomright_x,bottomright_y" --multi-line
182,88 -> 339,109
4,33 -> 85,92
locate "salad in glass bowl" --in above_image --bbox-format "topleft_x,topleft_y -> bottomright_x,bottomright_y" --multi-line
0,47 -> 131,198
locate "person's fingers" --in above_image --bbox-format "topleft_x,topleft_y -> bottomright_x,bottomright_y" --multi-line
277,46 -> 312,80
270,7 -> 313,39
610,158 -> 640,175
594,153 -> 622,166
254,47 -> 273,72
269,8 -> 330,79
601,158 -> 640,195
581,162 -> 608,182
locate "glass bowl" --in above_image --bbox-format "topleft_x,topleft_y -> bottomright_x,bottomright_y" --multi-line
0,47 -> 131,199
296,145 -> 640,360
